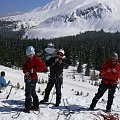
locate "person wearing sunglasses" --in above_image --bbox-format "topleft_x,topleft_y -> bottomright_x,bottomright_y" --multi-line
40,49 -> 65,107
89,52 -> 120,112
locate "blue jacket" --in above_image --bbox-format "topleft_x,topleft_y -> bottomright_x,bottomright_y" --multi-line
0,76 -> 8,90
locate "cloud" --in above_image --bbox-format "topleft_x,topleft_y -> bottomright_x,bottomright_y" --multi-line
7,11 -> 21,15
0,11 -> 22,17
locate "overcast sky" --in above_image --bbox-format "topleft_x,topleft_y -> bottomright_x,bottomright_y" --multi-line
0,0 -> 52,17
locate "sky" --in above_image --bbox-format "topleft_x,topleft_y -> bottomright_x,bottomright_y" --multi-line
0,0 -> 52,17
0,65 -> 120,119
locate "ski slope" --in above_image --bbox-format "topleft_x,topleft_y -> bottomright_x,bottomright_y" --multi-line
0,65 -> 120,120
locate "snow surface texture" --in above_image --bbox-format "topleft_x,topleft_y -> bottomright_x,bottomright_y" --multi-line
0,65 -> 120,120
1,0 -> 120,39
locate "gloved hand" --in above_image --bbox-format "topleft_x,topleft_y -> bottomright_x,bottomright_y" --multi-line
30,68 -> 34,73
112,68 -> 117,73
7,80 -> 11,86
55,58 -> 59,63
25,71 -> 30,78
107,68 -> 111,72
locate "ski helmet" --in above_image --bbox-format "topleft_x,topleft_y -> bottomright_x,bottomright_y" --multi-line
26,46 -> 35,56
111,52 -> 118,60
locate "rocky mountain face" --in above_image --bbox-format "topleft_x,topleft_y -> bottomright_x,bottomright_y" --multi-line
1,0 -> 120,39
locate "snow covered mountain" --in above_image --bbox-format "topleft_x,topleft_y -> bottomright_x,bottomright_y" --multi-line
1,0 -> 120,39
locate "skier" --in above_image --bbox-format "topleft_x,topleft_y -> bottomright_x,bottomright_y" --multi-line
23,46 -> 46,113
40,49 -> 66,107
37,42 -> 56,62
44,42 -> 56,60
0,71 -> 10,92
89,52 -> 120,112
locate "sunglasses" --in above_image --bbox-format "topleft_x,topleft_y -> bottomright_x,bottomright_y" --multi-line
58,53 -> 63,57
111,59 -> 117,62
27,54 -> 33,57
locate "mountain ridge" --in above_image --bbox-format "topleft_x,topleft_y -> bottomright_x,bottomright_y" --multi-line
1,0 -> 120,39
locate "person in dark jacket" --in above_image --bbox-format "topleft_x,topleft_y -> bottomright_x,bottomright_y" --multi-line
40,49 -> 65,107
23,46 -> 46,113
89,53 -> 120,112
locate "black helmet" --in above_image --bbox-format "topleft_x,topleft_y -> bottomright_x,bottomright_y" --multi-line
1,71 -> 5,76
111,52 -> 118,60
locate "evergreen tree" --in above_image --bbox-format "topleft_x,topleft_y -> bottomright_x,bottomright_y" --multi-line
77,56 -> 83,73
85,50 -> 92,76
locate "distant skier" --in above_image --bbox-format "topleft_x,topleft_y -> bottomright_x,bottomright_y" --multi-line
89,52 -> 120,112
44,42 -> 56,60
40,49 -> 66,107
0,71 -> 10,92
23,46 -> 46,113
37,42 -> 56,60
44,42 -> 56,59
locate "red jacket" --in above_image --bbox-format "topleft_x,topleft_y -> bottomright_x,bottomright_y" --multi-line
23,55 -> 46,80
100,59 -> 120,85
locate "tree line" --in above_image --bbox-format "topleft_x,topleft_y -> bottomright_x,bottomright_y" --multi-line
0,21 -> 120,73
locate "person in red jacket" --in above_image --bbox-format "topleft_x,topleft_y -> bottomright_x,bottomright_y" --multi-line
89,52 -> 120,112
23,46 -> 46,113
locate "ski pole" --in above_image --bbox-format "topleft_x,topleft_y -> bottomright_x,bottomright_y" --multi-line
6,85 -> 13,99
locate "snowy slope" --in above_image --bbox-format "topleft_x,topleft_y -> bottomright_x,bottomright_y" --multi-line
1,0 -> 120,39
0,65 -> 120,120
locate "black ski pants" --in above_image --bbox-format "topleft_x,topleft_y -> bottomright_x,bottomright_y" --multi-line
90,82 -> 117,110
25,79 -> 39,109
44,75 -> 62,104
